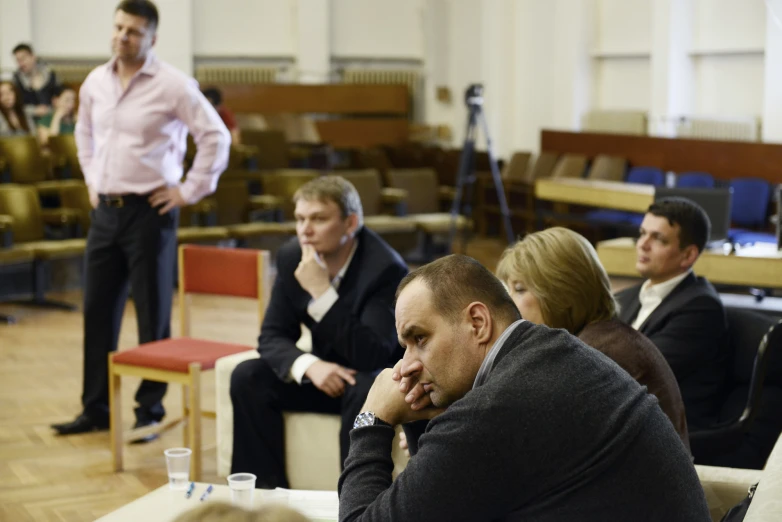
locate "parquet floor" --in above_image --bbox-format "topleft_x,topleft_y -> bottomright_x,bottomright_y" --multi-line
0,238 -> 634,521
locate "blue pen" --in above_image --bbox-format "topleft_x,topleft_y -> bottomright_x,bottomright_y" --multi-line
199,484 -> 214,502
184,482 -> 195,499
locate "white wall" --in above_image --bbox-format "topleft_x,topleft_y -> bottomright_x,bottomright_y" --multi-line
0,0 -> 32,78
192,0 -> 295,57
692,0 -> 766,52
592,0 -> 651,112
693,55 -> 765,117
595,0 -> 651,54
31,0 -> 114,58
1,0 -> 780,149
331,0 -> 424,59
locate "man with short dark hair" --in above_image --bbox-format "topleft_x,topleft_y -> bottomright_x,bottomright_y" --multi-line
338,254 -> 710,521
11,42 -> 61,118
230,175 -> 408,488
616,197 -> 728,429
51,0 -> 231,437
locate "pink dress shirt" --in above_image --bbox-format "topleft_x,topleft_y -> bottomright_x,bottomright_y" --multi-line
75,52 -> 230,204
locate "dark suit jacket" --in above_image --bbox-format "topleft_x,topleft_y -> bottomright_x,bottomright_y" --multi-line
615,273 -> 729,429
339,322 -> 710,522
578,318 -> 690,449
258,227 -> 408,381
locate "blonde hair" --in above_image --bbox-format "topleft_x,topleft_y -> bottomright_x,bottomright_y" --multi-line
496,227 -> 617,334
173,502 -> 310,522
293,175 -> 363,228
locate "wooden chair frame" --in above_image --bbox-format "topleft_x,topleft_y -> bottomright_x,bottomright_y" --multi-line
109,245 -> 271,480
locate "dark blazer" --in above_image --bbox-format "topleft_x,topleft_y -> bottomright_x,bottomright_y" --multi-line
578,318 -> 690,449
339,322 -> 710,522
615,273 -> 729,429
258,226 -> 408,381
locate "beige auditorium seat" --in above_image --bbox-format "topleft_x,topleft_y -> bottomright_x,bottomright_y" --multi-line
696,432 -> 782,521
215,329 -> 409,491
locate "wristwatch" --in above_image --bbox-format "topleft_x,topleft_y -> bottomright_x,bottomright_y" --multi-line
353,411 -> 392,429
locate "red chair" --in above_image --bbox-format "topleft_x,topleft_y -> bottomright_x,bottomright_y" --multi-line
109,245 -> 271,480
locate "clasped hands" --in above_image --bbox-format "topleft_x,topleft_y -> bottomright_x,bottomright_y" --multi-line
361,359 -> 444,428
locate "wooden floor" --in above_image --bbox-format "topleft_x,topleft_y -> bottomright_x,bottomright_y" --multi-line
0,237 -> 636,520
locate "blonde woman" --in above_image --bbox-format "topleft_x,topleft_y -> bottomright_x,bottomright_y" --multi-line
496,227 -> 690,448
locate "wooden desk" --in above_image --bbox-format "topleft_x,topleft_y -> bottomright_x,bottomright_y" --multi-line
597,238 -> 782,288
535,178 -> 655,212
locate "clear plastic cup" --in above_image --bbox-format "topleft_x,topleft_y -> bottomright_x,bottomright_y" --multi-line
227,472 -> 257,508
164,448 -> 192,490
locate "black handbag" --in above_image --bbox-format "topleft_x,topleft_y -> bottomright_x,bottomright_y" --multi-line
719,483 -> 758,522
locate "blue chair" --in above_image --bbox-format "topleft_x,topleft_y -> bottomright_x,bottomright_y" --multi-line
584,166 -> 665,226
677,172 -> 715,188
728,178 -> 772,244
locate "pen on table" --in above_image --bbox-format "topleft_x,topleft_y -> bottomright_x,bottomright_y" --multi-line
184,482 -> 195,499
199,484 -> 214,502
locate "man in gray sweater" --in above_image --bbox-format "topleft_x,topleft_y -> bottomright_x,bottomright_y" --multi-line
338,255 -> 710,522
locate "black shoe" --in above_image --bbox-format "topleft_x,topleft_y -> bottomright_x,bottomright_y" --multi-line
128,418 -> 160,444
51,414 -> 109,435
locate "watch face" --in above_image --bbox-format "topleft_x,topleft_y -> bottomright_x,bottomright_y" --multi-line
353,411 -> 376,429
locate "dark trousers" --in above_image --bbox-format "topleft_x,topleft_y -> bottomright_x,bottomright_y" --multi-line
230,357 -> 374,489
81,197 -> 178,422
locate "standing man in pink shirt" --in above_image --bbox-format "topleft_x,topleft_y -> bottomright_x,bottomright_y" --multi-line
52,0 -> 230,437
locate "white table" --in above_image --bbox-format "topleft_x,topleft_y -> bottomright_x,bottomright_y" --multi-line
98,483 -> 338,522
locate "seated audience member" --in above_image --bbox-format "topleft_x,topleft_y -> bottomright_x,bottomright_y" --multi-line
203,86 -> 240,144
338,255 -> 710,522
11,43 -> 61,118
230,175 -> 408,489
616,197 -> 728,430
173,502 -> 309,522
0,81 -> 35,136
495,226 -> 689,448
37,85 -> 76,146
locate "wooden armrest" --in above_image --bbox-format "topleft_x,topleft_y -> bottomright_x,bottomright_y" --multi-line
439,185 -> 457,201
0,214 -> 12,248
381,188 -> 408,205
41,208 -> 81,226
233,144 -> 260,158
190,197 -> 216,214
0,215 -> 13,230
249,195 -> 282,210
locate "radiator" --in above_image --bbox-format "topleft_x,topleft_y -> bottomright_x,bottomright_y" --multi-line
194,66 -> 278,85
342,68 -> 420,105
581,110 -> 648,135
674,116 -> 761,142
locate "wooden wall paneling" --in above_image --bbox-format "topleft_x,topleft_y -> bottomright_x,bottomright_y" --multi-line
540,130 -> 782,184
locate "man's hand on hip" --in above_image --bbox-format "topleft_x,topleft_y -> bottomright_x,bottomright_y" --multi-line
305,360 -> 356,398
148,186 -> 186,214
88,186 -> 98,209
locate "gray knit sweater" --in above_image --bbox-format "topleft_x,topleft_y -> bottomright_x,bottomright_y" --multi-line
338,321 -> 710,521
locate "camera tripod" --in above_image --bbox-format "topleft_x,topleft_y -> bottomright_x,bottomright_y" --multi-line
448,84 -> 515,251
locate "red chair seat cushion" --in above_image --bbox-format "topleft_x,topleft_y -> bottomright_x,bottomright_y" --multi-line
112,338 -> 254,373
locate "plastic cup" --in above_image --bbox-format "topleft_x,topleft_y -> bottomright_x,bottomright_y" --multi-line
227,472 -> 257,508
164,448 -> 192,490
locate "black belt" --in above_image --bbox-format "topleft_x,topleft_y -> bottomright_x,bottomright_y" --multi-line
98,193 -> 151,208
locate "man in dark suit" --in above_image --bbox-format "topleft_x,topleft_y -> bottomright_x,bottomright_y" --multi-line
616,197 -> 728,430
338,255 -> 710,521
230,175 -> 408,488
